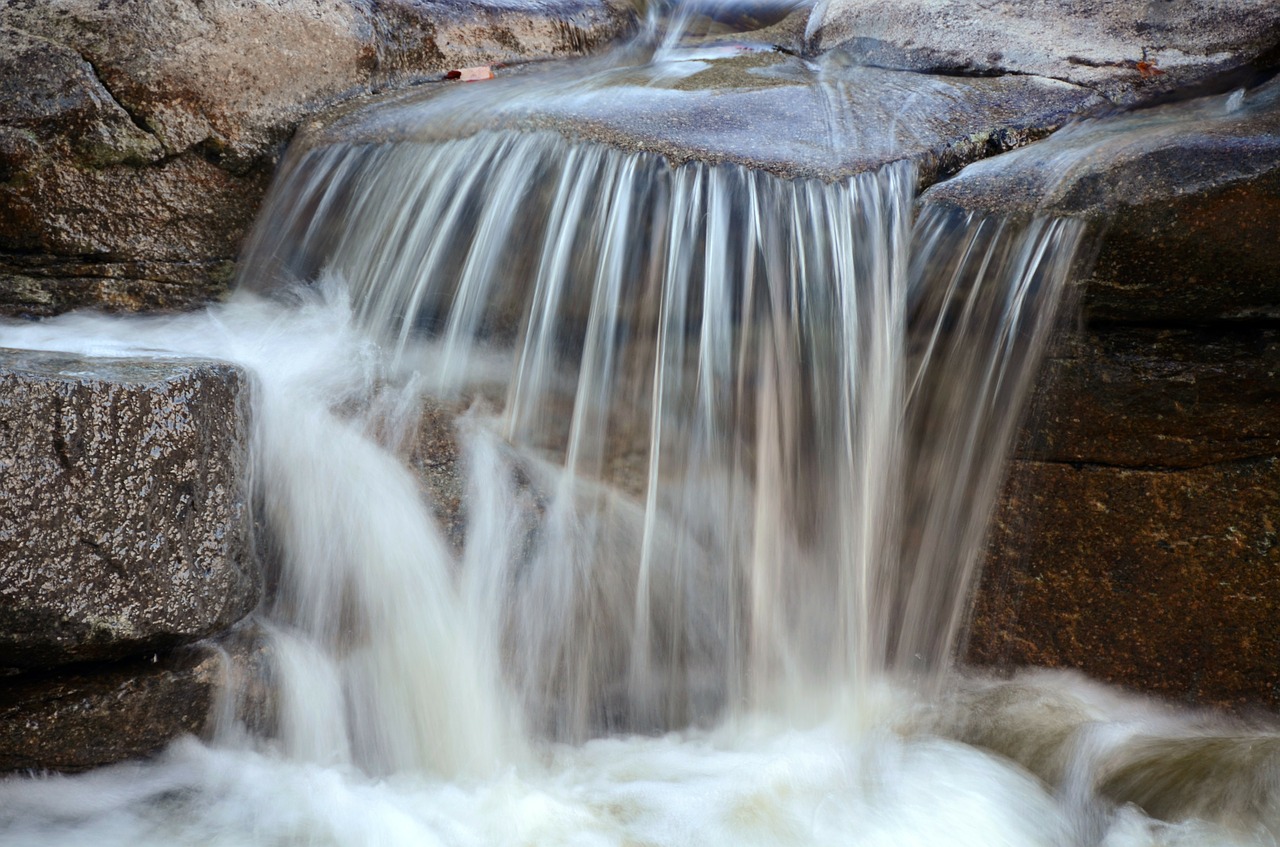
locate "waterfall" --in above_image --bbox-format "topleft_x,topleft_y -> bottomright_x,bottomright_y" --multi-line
4,19 -> 1274,847
238,127 -> 1084,745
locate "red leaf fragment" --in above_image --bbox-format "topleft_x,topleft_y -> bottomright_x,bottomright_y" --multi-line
450,65 -> 494,82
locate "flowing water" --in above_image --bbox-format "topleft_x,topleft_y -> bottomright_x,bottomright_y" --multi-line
2,8 -> 1278,847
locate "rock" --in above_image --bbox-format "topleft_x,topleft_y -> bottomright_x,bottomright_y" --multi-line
969,322 -> 1280,710
927,675 -> 1280,832
1020,326 -> 1280,469
0,0 -> 635,316
0,349 -> 258,668
805,0 -> 1280,106
304,48 -> 1103,183
0,625 -> 274,774
924,74 -> 1280,321
970,455 -> 1280,710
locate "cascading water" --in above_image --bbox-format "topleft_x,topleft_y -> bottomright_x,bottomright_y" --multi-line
240,129 -> 1083,742
1,10 -> 1277,847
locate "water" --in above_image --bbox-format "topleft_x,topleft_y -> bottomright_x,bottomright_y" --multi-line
2,8 -> 1278,846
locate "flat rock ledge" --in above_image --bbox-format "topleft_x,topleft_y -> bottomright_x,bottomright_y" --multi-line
924,74 -> 1280,322
301,48 -> 1105,185
0,349 -> 259,668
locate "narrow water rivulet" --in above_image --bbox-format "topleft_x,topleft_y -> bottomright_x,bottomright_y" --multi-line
2,12 -> 1278,847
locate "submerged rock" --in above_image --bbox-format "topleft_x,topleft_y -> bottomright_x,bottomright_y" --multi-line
0,0 -> 634,317
930,674 -> 1280,833
806,0 -> 1280,106
0,350 -> 258,668
0,625 -> 274,774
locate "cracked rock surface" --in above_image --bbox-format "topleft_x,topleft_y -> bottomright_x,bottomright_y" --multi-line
0,349 -> 259,668
806,0 -> 1280,107
0,0 -> 635,316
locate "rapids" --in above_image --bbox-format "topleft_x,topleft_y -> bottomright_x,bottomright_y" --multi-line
2,3 -> 1278,845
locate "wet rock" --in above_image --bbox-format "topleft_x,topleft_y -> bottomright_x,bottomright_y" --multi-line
924,75 -> 1280,321
402,397 -> 468,552
306,48 -> 1104,183
969,456 -> 1280,711
0,349 -> 258,668
928,674 -> 1280,832
806,0 -> 1280,106
0,625 -> 275,774
0,0 -> 634,316
1020,326 -> 1280,469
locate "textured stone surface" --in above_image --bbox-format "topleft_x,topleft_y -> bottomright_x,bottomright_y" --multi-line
806,0 -> 1280,106
0,0 -> 634,316
1021,326 -> 1280,469
0,625 -> 274,774
971,455 -> 1280,709
0,349 -> 258,667
925,75 -> 1280,321
305,48 -> 1103,183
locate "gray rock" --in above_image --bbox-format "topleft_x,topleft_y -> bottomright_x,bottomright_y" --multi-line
924,75 -> 1280,321
0,0 -> 635,316
0,349 -> 259,668
0,625 -> 275,774
806,0 -> 1280,106
304,48 -> 1104,183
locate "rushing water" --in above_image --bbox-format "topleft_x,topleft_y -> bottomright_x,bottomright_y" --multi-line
2,9 -> 1278,847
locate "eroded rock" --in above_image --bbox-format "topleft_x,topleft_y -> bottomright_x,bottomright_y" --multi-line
0,0 -> 635,316
0,349 -> 258,668
806,0 -> 1280,106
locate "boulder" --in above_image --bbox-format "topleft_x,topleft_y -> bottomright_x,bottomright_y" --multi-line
805,0 -> 1280,106
968,326 -> 1280,710
0,349 -> 258,668
924,74 -> 1280,322
0,0 -> 635,317
0,625 -> 274,774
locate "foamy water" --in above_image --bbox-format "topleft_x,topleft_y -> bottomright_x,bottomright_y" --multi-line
2,5 -> 1278,839
1,289 -> 1274,847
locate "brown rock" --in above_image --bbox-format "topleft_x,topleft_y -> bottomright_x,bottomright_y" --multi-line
0,625 -> 275,774
0,349 -> 259,668
1021,326 -> 1280,469
969,456 -> 1280,710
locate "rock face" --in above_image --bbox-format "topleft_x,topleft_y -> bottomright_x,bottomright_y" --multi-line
0,350 -> 258,668
0,625 -> 274,773
0,0 -> 634,317
806,0 -> 1280,106
950,78 -> 1280,709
